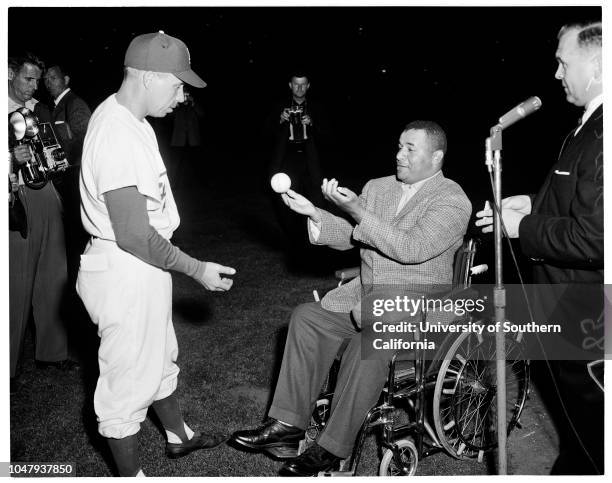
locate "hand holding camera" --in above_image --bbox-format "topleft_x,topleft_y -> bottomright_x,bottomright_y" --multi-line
12,145 -> 32,166
280,108 -> 291,123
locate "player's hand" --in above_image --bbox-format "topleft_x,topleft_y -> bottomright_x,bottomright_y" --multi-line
281,189 -> 320,221
475,195 -> 532,237
321,178 -> 364,223
301,114 -> 312,126
280,109 -> 290,123
12,145 -> 32,166
196,262 -> 236,291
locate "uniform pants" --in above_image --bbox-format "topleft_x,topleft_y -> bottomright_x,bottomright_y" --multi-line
268,302 -> 388,458
76,238 -> 180,439
9,183 -> 68,378
550,360 -> 604,474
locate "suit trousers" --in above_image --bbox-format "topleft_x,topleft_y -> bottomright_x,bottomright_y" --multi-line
268,302 -> 388,458
9,183 -> 68,378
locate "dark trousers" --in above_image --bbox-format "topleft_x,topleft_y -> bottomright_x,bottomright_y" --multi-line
268,302 -> 388,458
9,183 -> 69,377
550,360 -> 604,475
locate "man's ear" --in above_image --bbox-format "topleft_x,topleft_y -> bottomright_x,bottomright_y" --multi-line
433,150 -> 444,167
592,54 -> 602,82
64,75 -> 71,87
8,67 -> 15,82
143,71 -> 155,89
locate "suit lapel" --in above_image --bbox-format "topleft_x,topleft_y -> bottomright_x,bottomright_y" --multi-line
393,172 -> 444,221
380,179 -> 403,222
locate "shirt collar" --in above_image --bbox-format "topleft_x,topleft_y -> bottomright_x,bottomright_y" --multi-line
582,93 -> 603,125
400,170 -> 441,192
54,88 -> 71,106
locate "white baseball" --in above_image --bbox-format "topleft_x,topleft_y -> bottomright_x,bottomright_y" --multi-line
271,172 -> 292,193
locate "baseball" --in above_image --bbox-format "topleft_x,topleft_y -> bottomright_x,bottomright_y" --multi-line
271,172 -> 292,193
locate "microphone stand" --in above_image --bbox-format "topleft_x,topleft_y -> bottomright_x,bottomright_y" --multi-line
486,125 -> 507,475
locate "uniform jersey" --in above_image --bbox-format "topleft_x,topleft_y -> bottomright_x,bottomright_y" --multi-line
80,94 -> 179,241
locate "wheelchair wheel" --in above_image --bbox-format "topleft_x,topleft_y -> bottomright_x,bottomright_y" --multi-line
379,438 -> 418,476
432,328 -> 529,460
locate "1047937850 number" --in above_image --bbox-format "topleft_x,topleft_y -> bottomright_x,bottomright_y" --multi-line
8,463 -> 75,476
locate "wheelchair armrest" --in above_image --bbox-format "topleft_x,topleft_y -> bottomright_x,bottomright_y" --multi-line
334,267 -> 360,284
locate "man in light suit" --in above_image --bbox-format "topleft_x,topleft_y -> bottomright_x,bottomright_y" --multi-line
231,120 -> 472,476
476,21 -> 603,475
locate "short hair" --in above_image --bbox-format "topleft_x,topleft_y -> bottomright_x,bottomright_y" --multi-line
403,120 -> 447,155
558,21 -> 602,51
8,52 -> 45,74
45,63 -> 68,77
289,71 -> 309,82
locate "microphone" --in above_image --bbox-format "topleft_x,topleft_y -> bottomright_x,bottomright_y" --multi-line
496,96 -> 542,130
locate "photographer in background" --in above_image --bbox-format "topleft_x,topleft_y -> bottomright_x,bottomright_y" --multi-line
40,63 -> 92,283
169,86 -> 204,190
8,53 -> 75,393
265,72 -> 332,267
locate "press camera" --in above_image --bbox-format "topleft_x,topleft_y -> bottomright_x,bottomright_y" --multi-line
9,107 -> 69,189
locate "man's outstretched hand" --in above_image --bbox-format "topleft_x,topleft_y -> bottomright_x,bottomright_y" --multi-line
196,262 -> 236,291
321,178 -> 364,223
281,189 -> 321,223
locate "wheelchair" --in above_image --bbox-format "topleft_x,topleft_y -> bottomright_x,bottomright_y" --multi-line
300,238 -> 531,476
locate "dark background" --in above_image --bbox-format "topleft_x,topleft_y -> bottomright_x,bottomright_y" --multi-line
8,5 -> 602,278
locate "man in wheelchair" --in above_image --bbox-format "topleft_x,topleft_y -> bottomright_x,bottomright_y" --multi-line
230,121 -> 472,476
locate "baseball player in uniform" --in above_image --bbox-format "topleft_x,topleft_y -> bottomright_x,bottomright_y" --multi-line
77,31 -> 236,476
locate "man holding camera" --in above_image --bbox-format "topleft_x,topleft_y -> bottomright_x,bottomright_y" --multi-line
8,53 -> 73,391
266,72 -> 331,264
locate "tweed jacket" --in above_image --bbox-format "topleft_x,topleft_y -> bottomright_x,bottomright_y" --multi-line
311,172 -> 472,313
519,104 -> 603,285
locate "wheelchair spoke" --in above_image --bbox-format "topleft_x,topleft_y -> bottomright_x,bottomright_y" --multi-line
433,329 -> 530,459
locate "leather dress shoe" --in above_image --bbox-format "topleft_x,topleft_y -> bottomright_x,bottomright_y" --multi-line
166,431 -> 227,459
35,359 -> 79,371
230,419 -> 305,457
280,443 -> 341,476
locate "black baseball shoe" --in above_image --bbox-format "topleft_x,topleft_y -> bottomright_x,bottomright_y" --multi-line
166,431 -> 227,459
279,443 -> 341,476
230,419 -> 304,458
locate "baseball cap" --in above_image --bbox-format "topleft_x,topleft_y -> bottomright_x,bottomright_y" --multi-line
124,31 -> 206,88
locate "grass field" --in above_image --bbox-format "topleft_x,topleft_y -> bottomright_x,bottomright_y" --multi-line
9,166 -> 558,477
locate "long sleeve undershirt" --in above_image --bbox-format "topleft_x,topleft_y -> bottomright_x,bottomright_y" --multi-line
104,186 -> 206,281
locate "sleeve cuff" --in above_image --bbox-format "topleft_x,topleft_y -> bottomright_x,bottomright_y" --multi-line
308,217 -> 322,241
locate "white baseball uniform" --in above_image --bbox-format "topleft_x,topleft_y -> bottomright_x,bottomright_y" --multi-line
77,94 -> 180,439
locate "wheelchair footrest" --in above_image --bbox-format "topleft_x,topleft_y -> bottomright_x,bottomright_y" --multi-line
382,366 -> 416,393
265,445 -> 298,459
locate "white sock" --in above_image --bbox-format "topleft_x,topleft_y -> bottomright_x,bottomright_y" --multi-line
165,422 -> 195,443
135,469 -> 146,477
184,422 -> 195,440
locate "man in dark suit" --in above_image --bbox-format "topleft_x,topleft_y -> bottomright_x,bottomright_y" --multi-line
42,63 -> 92,281
476,21 -> 603,475
232,121 -> 471,476
266,72 -> 331,263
